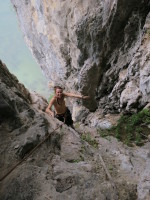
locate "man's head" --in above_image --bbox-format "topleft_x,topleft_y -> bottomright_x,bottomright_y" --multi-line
54,86 -> 63,98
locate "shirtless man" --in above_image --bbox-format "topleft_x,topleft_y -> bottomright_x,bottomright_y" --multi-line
45,86 -> 89,126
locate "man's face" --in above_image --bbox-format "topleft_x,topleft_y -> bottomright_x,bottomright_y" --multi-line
55,88 -> 63,98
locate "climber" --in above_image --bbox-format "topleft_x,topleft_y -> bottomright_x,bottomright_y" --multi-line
45,86 -> 89,127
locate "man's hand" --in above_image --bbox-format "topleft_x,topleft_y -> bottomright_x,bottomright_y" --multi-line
82,95 -> 90,99
51,112 -> 55,117
45,108 -> 54,117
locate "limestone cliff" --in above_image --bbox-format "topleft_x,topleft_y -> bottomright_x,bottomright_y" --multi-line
11,0 -> 150,116
1,60 -> 150,200
1,1 -> 150,198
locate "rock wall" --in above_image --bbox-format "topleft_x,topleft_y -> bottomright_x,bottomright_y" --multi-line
11,0 -> 150,114
1,61 -> 150,200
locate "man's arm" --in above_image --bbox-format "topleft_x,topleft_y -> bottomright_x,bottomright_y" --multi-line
63,92 -> 89,99
45,97 -> 55,117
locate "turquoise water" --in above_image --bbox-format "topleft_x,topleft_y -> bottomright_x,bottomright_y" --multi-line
0,1 -> 50,99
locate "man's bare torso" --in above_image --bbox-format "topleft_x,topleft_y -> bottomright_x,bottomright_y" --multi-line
53,95 -> 66,114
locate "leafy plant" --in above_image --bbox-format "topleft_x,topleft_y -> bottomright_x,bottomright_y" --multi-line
81,133 -> 98,148
74,122 -> 80,129
135,133 -> 142,145
72,159 -> 82,163
98,109 -> 150,146
80,145 -> 86,153
68,155 -> 84,163
147,28 -> 150,36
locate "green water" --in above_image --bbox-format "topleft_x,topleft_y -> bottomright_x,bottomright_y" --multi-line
0,0 -> 50,99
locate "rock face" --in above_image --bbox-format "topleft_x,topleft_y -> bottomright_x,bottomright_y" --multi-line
1,61 -> 150,200
11,0 -> 150,114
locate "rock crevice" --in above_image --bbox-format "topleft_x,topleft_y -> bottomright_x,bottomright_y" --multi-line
1,61 -> 150,199
11,0 -> 150,114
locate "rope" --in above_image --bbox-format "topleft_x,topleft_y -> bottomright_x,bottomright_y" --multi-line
0,124 -> 63,182
97,153 -> 119,199
1,114 -> 118,200
98,154 -> 116,187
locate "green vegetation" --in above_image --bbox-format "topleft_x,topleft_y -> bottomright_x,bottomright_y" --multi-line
74,122 -> 80,129
99,109 -> 150,146
81,133 -> 98,148
0,1 -> 50,99
147,28 -> 150,36
72,159 -> 80,163
79,145 -> 86,153
68,155 -> 84,163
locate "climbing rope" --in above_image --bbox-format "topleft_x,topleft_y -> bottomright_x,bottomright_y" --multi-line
0,123 -> 63,182
1,114 -> 118,200
97,152 -> 119,199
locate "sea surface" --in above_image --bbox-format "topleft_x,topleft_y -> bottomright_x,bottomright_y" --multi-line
0,0 -> 50,99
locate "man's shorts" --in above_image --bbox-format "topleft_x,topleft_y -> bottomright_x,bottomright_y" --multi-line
55,108 -> 73,126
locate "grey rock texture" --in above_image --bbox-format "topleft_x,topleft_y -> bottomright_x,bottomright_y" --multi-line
30,91 -> 48,111
11,0 -> 150,114
1,61 -> 150,200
